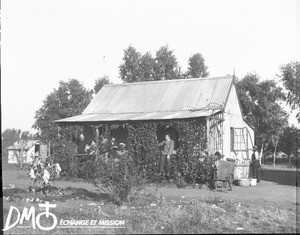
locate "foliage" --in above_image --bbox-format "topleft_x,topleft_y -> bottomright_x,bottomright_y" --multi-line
127,123 -> 161,181
119,45 -> 142,83
153,45 -> 182,80
171,120 -> 215,186
94,76 -> 111,94
278,127 -> 300,162
278,126 -> 297,157
139,52 -> 156,81
50,137 -> 78,177
119,45 -> 211,82
81,141 -> 143,205
125,119 -> 215,187
2,128 -> 21,157
119,45 -> 189,83
280,61 -> 300,122
235,73 -> 288,156
78,120 -> 214,194
33,79 -> 93,172
27,156 -> 62,195
33,79 -> 93,143
185,53 -> 209,78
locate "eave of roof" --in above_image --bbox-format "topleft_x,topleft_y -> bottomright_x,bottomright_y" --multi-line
55,109 -> 222,123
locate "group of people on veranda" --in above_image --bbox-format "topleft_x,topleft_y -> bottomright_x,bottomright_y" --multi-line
77,132 -> 262,182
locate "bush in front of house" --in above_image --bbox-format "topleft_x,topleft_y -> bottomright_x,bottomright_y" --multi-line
51,138 -> 78,177
81,141 -> 144,205
94,154 -> 142,205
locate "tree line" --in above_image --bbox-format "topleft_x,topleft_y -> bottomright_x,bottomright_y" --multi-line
119,45 -> 209,82
2,45 -> 300,166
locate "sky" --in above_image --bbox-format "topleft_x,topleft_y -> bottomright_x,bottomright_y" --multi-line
2,0 -> 300,133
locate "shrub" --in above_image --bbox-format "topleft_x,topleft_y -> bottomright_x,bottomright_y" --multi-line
51,138 -> 78,177
27,156 -> 62,195
83,146 -> 143,205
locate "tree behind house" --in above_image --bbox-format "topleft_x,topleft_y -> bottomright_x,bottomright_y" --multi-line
235,73 -> 288,164
119,45 -> 142,83
185,53 -> 209,78
153,45 -> 182,80
119,45 -> 197,82
280,61 -> 300,123
33,79 -> 93,173
94,76 -> 111,94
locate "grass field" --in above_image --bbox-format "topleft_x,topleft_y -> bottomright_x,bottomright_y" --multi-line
2,164 -> 299,234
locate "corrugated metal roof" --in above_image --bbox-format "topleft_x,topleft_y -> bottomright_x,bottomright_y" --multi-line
55,76 -> 233,123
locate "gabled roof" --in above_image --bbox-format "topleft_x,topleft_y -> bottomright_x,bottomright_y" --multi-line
7,140 -> 40,151
55,76 -> 234,123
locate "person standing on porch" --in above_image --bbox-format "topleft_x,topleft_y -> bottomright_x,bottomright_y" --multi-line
77,134 -> 86,154
158,133 -> 174,179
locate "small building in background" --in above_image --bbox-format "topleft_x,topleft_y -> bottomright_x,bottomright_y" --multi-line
7,140 -> 47,164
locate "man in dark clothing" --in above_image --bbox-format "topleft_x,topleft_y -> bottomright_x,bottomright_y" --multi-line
77,134 -> 86,154
251,146 -> 261,182
158,134 -> 174,178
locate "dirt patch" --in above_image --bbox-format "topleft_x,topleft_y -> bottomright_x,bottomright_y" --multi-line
2,166 -> 299,211
144,168 -> 299,210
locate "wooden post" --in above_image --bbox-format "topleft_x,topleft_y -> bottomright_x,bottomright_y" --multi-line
57,126 -> 61,138
95,127 -> 100,157
206,117 -> 210,155
48,141 -> 50,156
20,139 -> 24,169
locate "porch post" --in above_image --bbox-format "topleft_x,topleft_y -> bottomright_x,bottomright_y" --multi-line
95,127 -> 100,156
206,117 -> 210,155
57,125 -> 61,138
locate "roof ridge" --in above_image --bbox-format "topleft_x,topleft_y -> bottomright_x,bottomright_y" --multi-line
105,75 -> 233,87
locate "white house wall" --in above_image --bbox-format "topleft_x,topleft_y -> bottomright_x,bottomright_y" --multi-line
26,146 -> 35,163
223,85 -> 244,156
223,84 -> 254,179
8,146 -> 36,164
8,150 -> 20,164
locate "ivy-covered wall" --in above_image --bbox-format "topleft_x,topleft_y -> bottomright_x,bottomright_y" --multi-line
65,116 -> 220,187
79,117 -> 216,185
124,118 -> 210,183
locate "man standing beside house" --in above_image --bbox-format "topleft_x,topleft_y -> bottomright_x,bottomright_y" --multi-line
251,146 -> 261,182
158,133 -> 174,180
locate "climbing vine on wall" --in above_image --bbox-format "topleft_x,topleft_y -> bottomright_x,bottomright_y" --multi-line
171,119 -> 207,183
126,122 -> 161,182
124,118 -> 214,185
